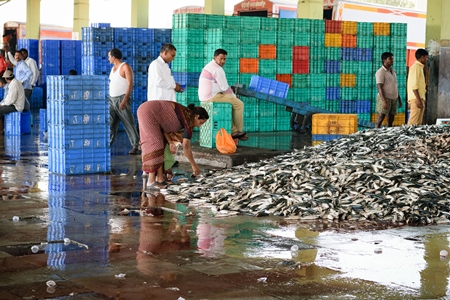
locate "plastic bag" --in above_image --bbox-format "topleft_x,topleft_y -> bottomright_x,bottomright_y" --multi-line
216,128 -> 236,154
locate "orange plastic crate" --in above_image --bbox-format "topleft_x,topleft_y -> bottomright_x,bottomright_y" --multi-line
276,74 -> 292,87
240,58 -> 259,73
340,74 -> 356,87
259,44 -> 276,59
342,34 -> 357,48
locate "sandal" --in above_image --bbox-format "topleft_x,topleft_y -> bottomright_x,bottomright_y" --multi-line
231,131 -> 247,139
146,182 -> 166,190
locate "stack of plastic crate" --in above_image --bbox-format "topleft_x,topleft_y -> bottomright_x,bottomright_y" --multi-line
41,40 -> 61,83
389,22 -> 407,125
153,29 -> 172,61
17,39 -> 39,63
134,28 -> 154,105
47,173 -> 110,268
81,26 -> 114,75
61,40 -> 82,75
47,75 -> 110,175
172,14 -> 207,107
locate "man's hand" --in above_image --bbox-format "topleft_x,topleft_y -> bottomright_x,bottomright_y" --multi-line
3,45 -> 9,52
174,83 -> 184,93
382,99 -> 388,110
119,98 -> 128,110
415,98 -> 423,109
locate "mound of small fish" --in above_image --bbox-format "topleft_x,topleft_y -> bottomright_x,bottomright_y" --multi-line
165,125 -> 450,225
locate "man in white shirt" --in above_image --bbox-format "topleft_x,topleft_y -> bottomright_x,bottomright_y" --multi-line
0,70 -> 25,115
147,44 -> 184,102
20,48 -> 39,87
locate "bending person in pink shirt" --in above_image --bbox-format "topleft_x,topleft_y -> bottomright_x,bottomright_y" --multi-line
198,49 -> 247,141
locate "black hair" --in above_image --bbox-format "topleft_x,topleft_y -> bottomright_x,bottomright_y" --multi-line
109,48 -> 122,59
381,52 -> 393,61
160,44 -> 176,53
187,104 -> 209,120
0,77 -> 7,84
68,69 -> 78,75
214,49 -> 227,57
19,48 -> 28,54
415,48 -> 428,60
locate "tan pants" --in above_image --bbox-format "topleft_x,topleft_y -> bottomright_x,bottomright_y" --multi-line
210,93 -> 244,133
407,99 -> 424,126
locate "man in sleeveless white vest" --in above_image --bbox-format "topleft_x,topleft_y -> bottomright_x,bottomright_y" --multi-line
108,48 -> 140,155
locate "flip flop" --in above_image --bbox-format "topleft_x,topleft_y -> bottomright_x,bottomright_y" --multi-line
231,131 -> 247,139
146,182 -> 166,190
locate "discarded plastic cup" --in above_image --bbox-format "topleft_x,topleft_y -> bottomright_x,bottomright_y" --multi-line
12,216 -> 19,222
46,280 -> 56,287
31,245 -> 39,253
291,245 -> 299,252
63,238 -> 70,244
440,250 -> 448,257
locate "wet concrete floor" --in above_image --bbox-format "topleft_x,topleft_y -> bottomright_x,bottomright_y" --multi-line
1,112 -> 450,299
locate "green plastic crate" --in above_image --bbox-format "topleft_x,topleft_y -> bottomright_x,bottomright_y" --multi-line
240,73 -> 257,86
172,28 -> 205,44
356,35 -> 374,48
227,73 -> 240,86
205,29 -> 239,44
177,43 -> 206,59
260,18 -> 278,31
292,88 -> 310,102
373,36 -> 391,49
204,43 -> 240,59
259,117 -> 275,132
199,102 -> 232,148
326,100 -> 341,112
276,60 -> 292,74
174,14 -> 205,29
310,88 -> 326,102
258,101 -> 276,117
356,88 -> 372,99
326,74 -> 340,87
277,46 -> 293,60
390,23 -> 407,36
260,31 -> 276,45
356,74 -> 374,87
358,113 -> 371,121
357,22 -> 373,35
310,47 -> 325,60
292,74 -> 310,88
259,59 -> 276,74
240,17 -> 261,31
310,20 -> 325,33
309,60 -> 324,74
176,87 -> 199,104
241,30 -> 260,44
240,44 -> 259,58
294,18 -> 311,33
341,61 -> 356,73
224,16 -> 242,30
310,33 -> 325,47
277,31 -> 294,46
341,87 -> 357,100
309,74 -> 326,88
278,18 -> 295,32
171,58 -> 205,72
205,15 -> 225,29
325,47 -> 341,60
356,61 -> 373,75
223,58 -> 239,74
293,32 -> 310,46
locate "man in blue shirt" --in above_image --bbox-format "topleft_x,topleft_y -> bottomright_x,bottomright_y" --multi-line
5,49 -> 32,101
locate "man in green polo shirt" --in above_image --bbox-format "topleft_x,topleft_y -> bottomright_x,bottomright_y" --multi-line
375,52 -> 402,128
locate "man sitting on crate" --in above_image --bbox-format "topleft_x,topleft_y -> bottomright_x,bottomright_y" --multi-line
198,49 -> 248,141
0,70 -> 26,123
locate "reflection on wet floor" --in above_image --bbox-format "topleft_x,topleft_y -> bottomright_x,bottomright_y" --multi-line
1,112 -> 450,299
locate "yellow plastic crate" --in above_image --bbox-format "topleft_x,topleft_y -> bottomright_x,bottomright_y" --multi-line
312,114 -> 358,135
373,22 -> 390,36
312,140 -> 323,146
371,113 -> 405,126
340,74 -> 356,87
324,33 -> 342,47
342,21 -> 357,35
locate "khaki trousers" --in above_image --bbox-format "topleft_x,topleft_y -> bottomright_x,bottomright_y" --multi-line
407,100 -> 424,126
209,93 -> 244,133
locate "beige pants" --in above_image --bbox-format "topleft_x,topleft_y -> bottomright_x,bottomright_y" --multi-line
407,99 -> 424,126
209,93 -> 244,133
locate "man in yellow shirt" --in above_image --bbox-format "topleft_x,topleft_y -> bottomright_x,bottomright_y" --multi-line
407,48 -> 428,125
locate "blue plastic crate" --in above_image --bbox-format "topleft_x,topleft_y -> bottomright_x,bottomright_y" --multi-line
82,27 -> 114,42
48,147 -> 111,174
30,86 -> 44,109
48,124 -> 109,150
341,48 -> 356,61
355,100 -> 372,113
4,111 -> 31,136
40,109 -> 47,132
114,27 -> 135,43
153,29 -> 172,44
324,60 -> 341,74
17,39 -> 39,62
355,48 -> 373,61
312,134 -> 344,141
326,87 -> 340,100
340,100 -> 356,113
249,76 -> 289,99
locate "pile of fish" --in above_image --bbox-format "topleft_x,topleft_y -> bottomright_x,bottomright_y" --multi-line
165,125 -> 450,225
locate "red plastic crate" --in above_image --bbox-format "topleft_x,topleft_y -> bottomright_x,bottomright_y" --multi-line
325,20 -> 342,33
292,60 -> 309,74
293,46 -> 309,60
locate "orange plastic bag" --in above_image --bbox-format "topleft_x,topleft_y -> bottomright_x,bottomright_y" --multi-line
216,128 -> 236,154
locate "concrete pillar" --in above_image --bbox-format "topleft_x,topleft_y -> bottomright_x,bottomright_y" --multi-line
297,0 -> 323,20
204,0 -> 224,15
131,0 -> 149,28
26,0 -> 40,39
73,0 -> 90,40
425,0 -> 450,44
